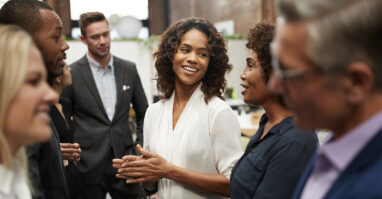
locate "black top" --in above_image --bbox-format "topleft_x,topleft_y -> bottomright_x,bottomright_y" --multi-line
49,98 -> 74,143
230,114 -> 318,199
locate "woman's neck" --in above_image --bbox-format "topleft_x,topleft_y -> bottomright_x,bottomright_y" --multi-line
174,81 -> 200,104
259,97 -> 293,139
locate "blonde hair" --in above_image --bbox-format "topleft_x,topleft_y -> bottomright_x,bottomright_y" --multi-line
0,24 -> 33,168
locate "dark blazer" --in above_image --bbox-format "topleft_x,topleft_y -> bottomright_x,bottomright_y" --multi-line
230,115 -> 318,199
26,122 -> 69,199
292,129 -> 382,199
62,55 -> 148,183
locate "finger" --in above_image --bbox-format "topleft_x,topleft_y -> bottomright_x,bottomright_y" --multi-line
112,159 -> 125,164
118,167 -> 146,174
136,144 -> 154,158
61,148 -> 81,153
126,177 -> 146,184
73,143 -> 80,148
60,143 -> 73,147
115,174 -> 127,179
122,155 -> 141,161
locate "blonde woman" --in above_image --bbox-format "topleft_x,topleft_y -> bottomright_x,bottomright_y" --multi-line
0,25 -> 58,198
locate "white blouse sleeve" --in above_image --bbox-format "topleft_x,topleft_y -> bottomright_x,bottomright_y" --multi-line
209,105 -> 243,179
143,104 -> 154,152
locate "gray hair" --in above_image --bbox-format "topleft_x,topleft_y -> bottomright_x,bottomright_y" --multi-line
277,0 -> 382,90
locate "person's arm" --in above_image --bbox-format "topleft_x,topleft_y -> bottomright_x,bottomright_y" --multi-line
116,145 -> 231,197
130,64 -> 148,147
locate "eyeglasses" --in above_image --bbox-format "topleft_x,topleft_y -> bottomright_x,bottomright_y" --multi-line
270,42 -> 322,80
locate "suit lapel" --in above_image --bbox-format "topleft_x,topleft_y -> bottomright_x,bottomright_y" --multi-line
113,57 -> 124,121
324,129 -> 382,198
77,56 -> 108,118
291,154 -> 317,199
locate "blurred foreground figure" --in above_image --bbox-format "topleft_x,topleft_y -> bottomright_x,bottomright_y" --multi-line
269,0 -> 382,198
0,24 -> 58,199
0,0 -> 71,198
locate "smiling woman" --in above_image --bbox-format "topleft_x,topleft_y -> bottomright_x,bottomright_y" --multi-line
113,17 -> 243,199
0,25 -> 58,198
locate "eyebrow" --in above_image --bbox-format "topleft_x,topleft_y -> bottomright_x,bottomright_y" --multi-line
180,43 -> 209,51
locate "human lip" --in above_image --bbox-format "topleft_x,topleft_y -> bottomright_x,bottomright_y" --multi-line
241,83 -> 249,95
35,106 -> 51,124
182,65 -> 198,73
58,55 -> 67,66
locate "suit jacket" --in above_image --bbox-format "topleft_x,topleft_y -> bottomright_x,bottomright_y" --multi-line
292,129 -> 382,199
62,55 -> 148,183
26,122 -> 69,199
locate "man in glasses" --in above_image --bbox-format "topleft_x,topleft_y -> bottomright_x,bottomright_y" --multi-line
269,0 -> 382,198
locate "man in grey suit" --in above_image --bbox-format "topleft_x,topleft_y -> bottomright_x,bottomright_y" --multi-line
63,12 -> 148,199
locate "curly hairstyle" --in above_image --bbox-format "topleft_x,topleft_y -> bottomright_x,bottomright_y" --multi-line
154,17 -> 231,103
246,22 -> 274,82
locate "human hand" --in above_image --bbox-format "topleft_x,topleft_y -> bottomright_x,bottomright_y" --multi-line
60,143 -> 81,161
112,155 -> 142,170
116,144 -> 171,184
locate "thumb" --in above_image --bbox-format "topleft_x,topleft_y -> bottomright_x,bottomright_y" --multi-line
136,144 -> 154,158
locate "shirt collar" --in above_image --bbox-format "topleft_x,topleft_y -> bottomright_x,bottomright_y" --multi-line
318,110 -> 382,171
259,114 -> 294,136
86,53 -> 114,72
0,160 -> 18,195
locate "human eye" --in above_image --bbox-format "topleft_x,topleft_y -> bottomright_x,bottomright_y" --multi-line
180,48 -> 190,53
26,74 -> 42,86
199,51 -> 209,57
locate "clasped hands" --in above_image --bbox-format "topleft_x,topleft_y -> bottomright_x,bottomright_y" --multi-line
112,144 -> 170,184
60,143 -> 81,161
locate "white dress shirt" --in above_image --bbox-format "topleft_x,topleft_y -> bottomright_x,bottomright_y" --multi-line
87,54 -> 116,121
0,159 -> 31,199
143,84 -> 243,199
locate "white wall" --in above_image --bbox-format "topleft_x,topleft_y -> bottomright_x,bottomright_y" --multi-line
66,39 -> 247,104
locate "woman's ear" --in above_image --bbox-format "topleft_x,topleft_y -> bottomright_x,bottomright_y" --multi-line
344,62 -> 374,104
55,76 -> 62,86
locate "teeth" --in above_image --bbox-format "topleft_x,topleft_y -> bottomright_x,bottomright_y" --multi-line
183,66 -> 197,72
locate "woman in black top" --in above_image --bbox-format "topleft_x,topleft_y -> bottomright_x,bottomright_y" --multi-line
230,22 -> 318,199
50,64 -> 81,199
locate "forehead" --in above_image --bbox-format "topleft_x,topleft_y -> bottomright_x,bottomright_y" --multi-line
38,9 -> 62,34
273,21 -> 311,69
180,29 -> 208,47
86,20 -> 109,36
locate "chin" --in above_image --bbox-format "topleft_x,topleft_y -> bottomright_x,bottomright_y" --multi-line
293,117 -> 317,131
32,128 -> 52,143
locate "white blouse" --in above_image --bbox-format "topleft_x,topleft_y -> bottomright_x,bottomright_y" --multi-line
0,159 -> 31,199
144,85 -> 243,199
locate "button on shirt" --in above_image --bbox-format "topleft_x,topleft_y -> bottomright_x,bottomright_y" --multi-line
87,54 -> 116,121
300,110 -> 382,199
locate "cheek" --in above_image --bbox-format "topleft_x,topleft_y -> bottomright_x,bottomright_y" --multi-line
4,93 -> 34,137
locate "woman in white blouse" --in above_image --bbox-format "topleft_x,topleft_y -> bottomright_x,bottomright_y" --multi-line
113,17 -> 243,198
0,25 -> 58,199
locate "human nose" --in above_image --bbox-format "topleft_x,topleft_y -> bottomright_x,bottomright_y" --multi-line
43,83 -> 59,105
187,52 -> 197,64
240,67 -> 248,81
60,38 -> 69,51
100,36 -> 106,44
268,71 -> 285,95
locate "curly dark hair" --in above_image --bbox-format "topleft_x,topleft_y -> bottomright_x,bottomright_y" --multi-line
246,22 -> 274,82
154,17 -> 231,103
